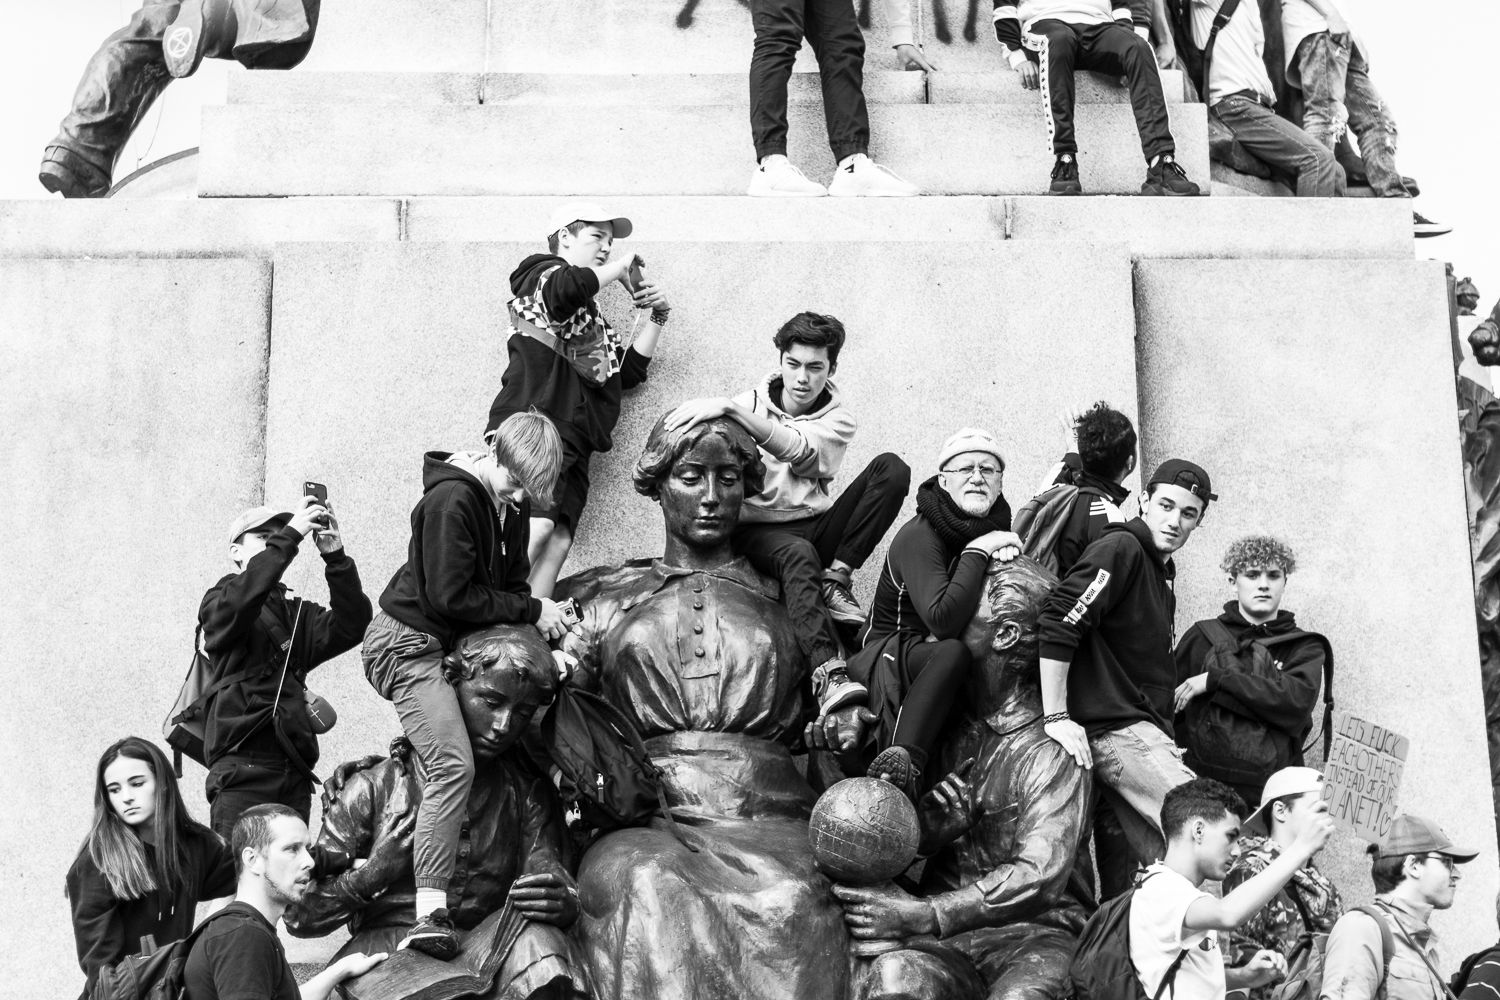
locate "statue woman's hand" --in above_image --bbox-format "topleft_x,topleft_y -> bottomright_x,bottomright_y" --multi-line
804,705 -> 878,753
832,883 -> 937,940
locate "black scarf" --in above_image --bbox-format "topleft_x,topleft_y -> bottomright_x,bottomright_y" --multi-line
915,475 -> 1011,553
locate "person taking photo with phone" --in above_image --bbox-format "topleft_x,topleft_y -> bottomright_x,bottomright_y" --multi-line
198,492 -> 372,838
484,201 -> 672,598
363,410 -> 567,961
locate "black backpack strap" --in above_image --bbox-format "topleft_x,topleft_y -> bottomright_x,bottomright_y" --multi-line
1200,0 -> 1243,95
1154,947 -> 1191,1000
1198,619 -> 1236,648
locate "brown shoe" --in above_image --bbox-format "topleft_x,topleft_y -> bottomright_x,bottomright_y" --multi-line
38,147 -> 110,198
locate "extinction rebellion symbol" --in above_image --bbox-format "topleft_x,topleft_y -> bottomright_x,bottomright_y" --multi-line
165,27 -> 192,60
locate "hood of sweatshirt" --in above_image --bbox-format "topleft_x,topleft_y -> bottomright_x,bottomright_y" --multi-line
1218,600 -> 1300,635
510,252 -> 568,295
1106,517 -> 1175,579
422,451 -> 499,510
757,370 -> 840,422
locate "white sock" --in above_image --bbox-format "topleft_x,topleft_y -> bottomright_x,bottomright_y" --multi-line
415,887 -> 446,918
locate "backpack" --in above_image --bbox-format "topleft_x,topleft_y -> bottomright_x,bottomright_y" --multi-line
1069,874 -> 1189,1000
87,905 -> 239,1000
541,685 -> 695,850
1167,0 -> 1243,100
1012,483 -> 1115,576
1450,942 -> 1500,996
1265,888 -> 1395,1000
163,626 -> 252,778
1177,620 -> 1333,791
165,602 -> 316,781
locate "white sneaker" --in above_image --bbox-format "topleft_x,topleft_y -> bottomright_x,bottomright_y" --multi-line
827,154 -> 920,197
747,158 -> 828,197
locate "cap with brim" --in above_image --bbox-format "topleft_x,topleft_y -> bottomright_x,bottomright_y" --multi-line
546,201 -> 633,240
228,505 -> 292,544
1242,766 -> 1326,837
1148,458 -> 1217,503
1375,814 -> 1479,862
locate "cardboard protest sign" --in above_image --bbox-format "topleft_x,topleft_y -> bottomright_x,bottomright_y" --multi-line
1320,712 -> 1409,842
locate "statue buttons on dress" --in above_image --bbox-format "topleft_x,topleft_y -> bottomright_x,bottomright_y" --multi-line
693,601 -> 704,610
695,648 -> 706,657
693,625 -> 703,634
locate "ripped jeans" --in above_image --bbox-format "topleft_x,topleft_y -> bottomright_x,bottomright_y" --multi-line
1088,720 -> 1198,891
1293,32 -> 1408,197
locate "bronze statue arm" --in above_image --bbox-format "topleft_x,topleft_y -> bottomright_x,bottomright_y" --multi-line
285,767 -> 391,938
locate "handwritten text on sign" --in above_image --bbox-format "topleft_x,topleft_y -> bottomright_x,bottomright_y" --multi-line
1321,713 -> 1409,842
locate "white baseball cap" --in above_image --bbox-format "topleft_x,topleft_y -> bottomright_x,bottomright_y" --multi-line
1243,767 -> 1325,837
546,201 -> 633,240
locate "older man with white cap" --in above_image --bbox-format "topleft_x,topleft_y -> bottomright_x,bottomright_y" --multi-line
198,494 -> 371,838
847,427 -> 1021,800
1321,813 -> 1479,1000
1220,767 -> 1344,1000
485,200 -> 672,597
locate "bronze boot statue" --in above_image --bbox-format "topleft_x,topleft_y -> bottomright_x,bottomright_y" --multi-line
40,0 -> 320,197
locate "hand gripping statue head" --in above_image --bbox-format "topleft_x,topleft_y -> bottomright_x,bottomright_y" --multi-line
442,624 -> 559,761
634,413 -> 767,562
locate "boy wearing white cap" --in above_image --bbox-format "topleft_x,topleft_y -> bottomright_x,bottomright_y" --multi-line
1222,767 -> 1345,1000
485,201 -> 673,597
845,427 -> 1021,800
198,495 -> 372,838
1322,814 -> 1479,999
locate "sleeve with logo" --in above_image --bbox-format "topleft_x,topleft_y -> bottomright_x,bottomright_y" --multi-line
1038,533 -> 1136,664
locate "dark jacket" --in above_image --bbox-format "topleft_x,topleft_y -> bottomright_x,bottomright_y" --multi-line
379,452 -> 540,650
1050,456 -> 1131,576
67,826 -> 235,995
485,253 -> 651,453
1038,518 -> 1178,737
857,511 -> 992,651
198,528 -> 371,769
1174,602 -> 1327,742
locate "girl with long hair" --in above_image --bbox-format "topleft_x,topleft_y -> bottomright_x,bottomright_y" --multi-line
66,737 -> 234,997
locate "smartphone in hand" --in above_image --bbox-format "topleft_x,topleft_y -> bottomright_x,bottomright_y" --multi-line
304,481 -> 331,526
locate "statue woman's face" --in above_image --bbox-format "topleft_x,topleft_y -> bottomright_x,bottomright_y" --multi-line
659,431 -> 746,550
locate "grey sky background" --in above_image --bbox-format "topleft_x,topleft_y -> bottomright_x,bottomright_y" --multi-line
4,0 -> 1497,308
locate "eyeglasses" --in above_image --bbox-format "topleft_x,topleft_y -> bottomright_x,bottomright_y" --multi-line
1421,854 -> 1457,873
942,464 -> 1003,482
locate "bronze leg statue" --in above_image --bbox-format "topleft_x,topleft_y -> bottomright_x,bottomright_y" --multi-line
40,0 -> 320,198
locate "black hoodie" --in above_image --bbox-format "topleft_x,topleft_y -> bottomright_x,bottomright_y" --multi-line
1173,602 -> 1327,742
1050,454 -> 1132,576
1039,518 -> 1178,737
379,452 -> 540,650
484,253 -> 651,452
198,527 -> 371,769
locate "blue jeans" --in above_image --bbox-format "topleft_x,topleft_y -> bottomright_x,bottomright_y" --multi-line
1293,32 -> 1407,197
1211,94 -> 1344,198
1088,721 -> 1196,887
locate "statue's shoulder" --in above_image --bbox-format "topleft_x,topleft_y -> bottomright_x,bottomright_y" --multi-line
556,558 -> 657,606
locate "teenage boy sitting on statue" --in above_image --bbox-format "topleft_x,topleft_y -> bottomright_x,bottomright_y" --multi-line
485,201 -> 672,598
663,311 -> 911,722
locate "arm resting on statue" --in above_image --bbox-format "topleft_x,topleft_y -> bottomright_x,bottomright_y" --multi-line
285,768 -> 386,938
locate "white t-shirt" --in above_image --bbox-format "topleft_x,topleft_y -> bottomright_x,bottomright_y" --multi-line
1129,863 -> 1226,1000
1191,0 -> 1275,106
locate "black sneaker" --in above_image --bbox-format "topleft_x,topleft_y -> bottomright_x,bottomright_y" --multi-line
821,574 -> 864,626
400,908 -> 460,960
1049,154 -> 1082,195
1141,156 -> 1201,197
1413,212 -> 1451,238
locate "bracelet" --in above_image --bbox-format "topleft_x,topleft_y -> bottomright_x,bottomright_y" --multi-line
1044,711 -> 1070,725
650,308 -> 671,325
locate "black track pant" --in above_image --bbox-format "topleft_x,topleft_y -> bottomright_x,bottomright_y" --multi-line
1023,18 -> 1174,162
889,638 -> 972,757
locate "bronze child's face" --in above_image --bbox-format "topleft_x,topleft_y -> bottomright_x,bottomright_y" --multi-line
659,432 -> 747,550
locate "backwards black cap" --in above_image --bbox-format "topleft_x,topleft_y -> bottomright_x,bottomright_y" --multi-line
1147,459 -> 1217,503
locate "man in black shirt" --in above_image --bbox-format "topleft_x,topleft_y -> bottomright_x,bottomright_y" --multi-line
1037,458 -> 1216,893
184,804 -> 384,1000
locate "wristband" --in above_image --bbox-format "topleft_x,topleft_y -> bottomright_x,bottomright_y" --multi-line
650,308 -> 671,326
1044,711 -> 1070,725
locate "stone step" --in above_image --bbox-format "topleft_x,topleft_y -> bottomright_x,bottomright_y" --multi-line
226,69 -> 1184,107
198,102 -> 1210,197
0,195 -> 1411,259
